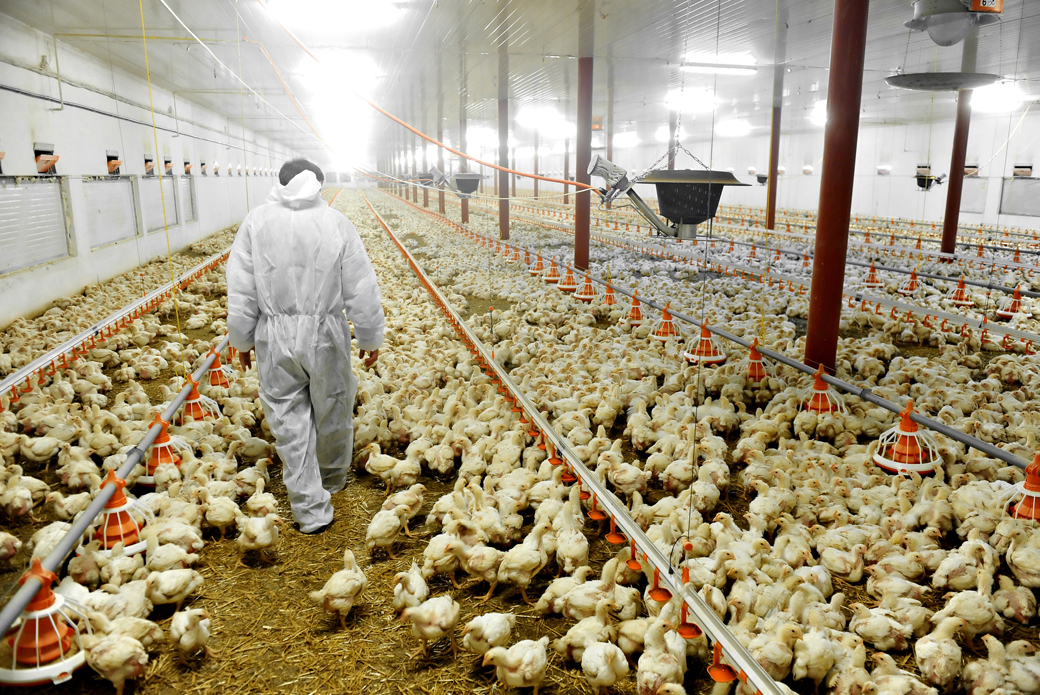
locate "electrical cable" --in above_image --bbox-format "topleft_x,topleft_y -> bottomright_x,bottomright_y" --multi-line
138,0 -> 186,375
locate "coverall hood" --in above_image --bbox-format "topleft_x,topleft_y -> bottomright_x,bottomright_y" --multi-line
270,170 -> 323,208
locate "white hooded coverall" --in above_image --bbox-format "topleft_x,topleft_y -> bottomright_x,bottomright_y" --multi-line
226,171 -> 384,532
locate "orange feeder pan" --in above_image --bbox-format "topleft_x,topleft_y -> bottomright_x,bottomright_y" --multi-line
138,413 -> 186,487
574,274 -> 596,303
179,375 -> 220,424
872,399 -> 942,474
625,540 -> 642,572
603,283 -> 618,306
542,259 -> 562,283
206,348 -> 233,388
683,325 -> 726,364
708,642 -> 738,683
621,293 -> 644,326
898,270 -> 919,296
587,495 -> 607,521
803,365 -> 845,414
864,262 -> 883,289
557,266 -> 577,292
946,277 -> 974,307
528,254 -> 546,276
678,602 -> 703,639
742,338 -> 773,385
0,558 -> 90,686
88,470 -> 149,555
1009,454 -> 1040,521
996,287 -> 1023,320
651,303 -> 681,341
648,567 -> 672,602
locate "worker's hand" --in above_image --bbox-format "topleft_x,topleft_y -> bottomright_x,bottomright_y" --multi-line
359,349 -> 380,368
239,350 -> 252,371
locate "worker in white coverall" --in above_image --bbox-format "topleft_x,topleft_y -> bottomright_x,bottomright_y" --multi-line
226,159 -> 384,534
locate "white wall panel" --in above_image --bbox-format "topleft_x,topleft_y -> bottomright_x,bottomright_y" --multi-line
82,177 -> 137,248
0,177 -> 69,275
140,176 -> 179,232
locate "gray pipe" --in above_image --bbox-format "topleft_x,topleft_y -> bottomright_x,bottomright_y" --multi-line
0,335 -> 230,637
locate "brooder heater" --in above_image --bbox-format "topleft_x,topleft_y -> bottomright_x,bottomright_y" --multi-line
589,153 -> 748,240
916,164 -> 945,191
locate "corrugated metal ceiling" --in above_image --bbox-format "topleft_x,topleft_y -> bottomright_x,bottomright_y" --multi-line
0,0 -> 1036,167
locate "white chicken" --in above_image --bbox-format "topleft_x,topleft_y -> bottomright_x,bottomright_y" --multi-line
460,612 -> 516,655
483,636 -> 551,695
401,595 -> 461,658
309,549 -> 368,629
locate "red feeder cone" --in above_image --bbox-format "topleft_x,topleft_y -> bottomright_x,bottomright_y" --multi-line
683,325 -> 726,364
946,277 -> 974,307
543,258 -> 562,283
873,399 -> 942,474
740,337 -> 778,386
207,348 -> 232,388
557,265 -> 577,292
803,365 -> 846,414
996,287 -> 1023,320
180,375 -> 220,423
603,283 -> 618,306
574,274 -> 596,303
11,559 -> 71,666
93,470 -> 142,550
0,557 -> 93,686
898,270 -> 919,296
864,263 -> 883,289
146,413 -> 181,476
802,254 -> 810,270
523,249 -> 531,265
1010,454 -> 1040,520
621,293 -> 644,326
529,254 -> 546,276
748,244 -> 757,260
652,303 -> 680,341
978,244 -> 985,258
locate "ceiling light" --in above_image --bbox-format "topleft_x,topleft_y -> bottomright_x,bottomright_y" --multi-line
654,125 -> 687,143
613,132 -> 640,149
877,164 -> 892,176
971,81 -> 1028,114
665,88 -> 716,114
715,119 -> 751,138
810,100 -> 828,126
685,51 -> 756,66
264,0 -> 403,33
681,64 -> 757,76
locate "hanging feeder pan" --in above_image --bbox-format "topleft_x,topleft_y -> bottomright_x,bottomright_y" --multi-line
803,365 -> 847,414
885,72 -> 1000,91
683,325 -> 726,364
1005,454 -> 1040,521
0,558 -> 92,687
638,169 -> 749,227
873,400 -> 943,474
452,172 -> 483,199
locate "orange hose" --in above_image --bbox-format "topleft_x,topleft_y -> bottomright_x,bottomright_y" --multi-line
254,0 -> 595,192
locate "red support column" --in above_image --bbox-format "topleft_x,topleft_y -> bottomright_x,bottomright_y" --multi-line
575,55 -> 593,271
499,96 -> 509,240
766,64 -> 784,230
804,0 -> 870,372
942,89 -> 972,256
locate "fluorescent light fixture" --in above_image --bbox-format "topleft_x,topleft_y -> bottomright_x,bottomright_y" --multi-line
810,100 -> 827,126
682,64 -> 757,76
877,164 -> 892,175
654,125 -> 688,143
665,88 -> 716,114
613,131 -> 640,149
971,81 -> 1027,114
264,0 -> 403,33
715,119 -> 752,138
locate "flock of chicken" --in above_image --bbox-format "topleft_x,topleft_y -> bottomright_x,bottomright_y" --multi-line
2,187 -> 1040,695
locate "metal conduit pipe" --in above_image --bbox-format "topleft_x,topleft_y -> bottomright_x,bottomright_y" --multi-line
384,189 -> 1031,472
363,192 -> 786,695
0,335 -> 231,636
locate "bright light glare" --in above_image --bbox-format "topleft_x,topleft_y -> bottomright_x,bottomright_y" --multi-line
665,88 -> 716,114
685,51 -> 756,66
312,91 -> 373,165
613,131 -> 640,149
972,82 -> 1027,114
264,0 -> 403,33
682,65 -> 758,76
654,125 -> 688,143
810,100 -> 827,126
715,119 -> 752,138
298,53 -> 382,98
516,106 -> 575,139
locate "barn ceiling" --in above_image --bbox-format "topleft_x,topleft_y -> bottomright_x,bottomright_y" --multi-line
0,0 -> 1036,173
